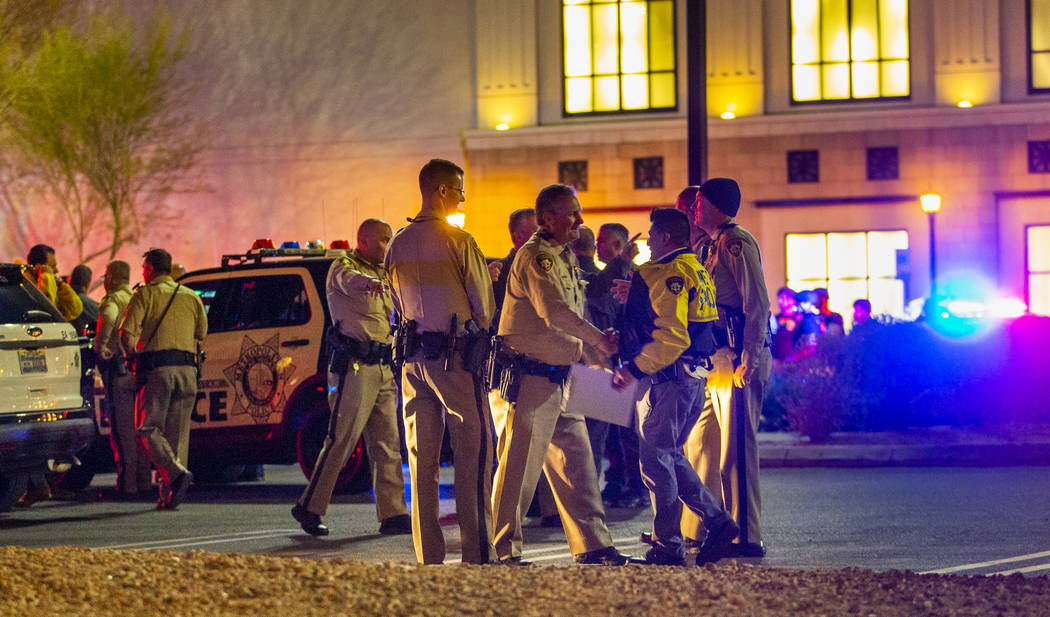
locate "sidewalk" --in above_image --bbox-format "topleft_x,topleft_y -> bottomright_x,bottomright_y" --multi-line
758,424 -> 1050,467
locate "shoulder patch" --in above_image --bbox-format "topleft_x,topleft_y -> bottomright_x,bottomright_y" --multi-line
665,276 -> 685,295
535,253 -> 555,273
727,240 -> 743,257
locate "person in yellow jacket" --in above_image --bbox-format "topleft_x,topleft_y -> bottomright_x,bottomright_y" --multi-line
612,208 -> 738,566
26,244 -> 83,323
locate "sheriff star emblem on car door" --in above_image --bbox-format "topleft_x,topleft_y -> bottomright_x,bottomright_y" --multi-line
224,334 -> 297,424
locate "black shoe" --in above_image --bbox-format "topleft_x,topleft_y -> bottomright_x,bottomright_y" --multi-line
573,546 -> 646,566
731,541 -> 766,558
167,470 -> 193,510
378,513 -> 412,535
696,516 -> 740,566
642,546 -> 686,566
497,556 -> 532,566
291,503 -> 330,536
640,531 -> 653,545
684,537 -> 702,555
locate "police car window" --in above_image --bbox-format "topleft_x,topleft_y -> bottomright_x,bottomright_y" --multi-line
184,279 -> 224,332
217,275 -> 311,332
0,266 -> 64,323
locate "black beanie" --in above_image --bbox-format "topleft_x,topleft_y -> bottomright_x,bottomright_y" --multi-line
699,178 -> 741,217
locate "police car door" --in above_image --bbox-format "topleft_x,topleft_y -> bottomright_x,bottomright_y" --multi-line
183,268 -> 324,430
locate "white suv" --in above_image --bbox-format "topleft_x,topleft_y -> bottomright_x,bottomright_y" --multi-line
0,264 -> 94,511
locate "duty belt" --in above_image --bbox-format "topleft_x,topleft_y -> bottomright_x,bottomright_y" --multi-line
136,349 -> 196,372
653,355 -> 712,384
330,330 -> 392,366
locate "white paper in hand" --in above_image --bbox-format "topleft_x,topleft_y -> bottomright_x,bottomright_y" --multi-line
565,364 -> 637,428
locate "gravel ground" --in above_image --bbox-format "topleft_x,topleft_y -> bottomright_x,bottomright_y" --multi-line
2,546 -> 1048,617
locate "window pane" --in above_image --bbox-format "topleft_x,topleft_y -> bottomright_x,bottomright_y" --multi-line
787,234 -> 828,280
593,4 -> 620,74
1032,0 -> 1050,51
851,0 -> 879,61
566,77 -> 593,113
1034,53 -> 1050,90
1029,226 -> 1050,271
821,0 -> 850,62
880,59 -> 910,96
595,75 -> 621,111
620,2 -> 648,74
851,61 -> 879,98
828,279 -> 868,327
650,71 -> 676,108
1031,275 -> 1050,316
868,278 -> 905,316
221,276 -> 310,332
622,73 -> 649,109
788,279 -> 829,294
793,64 -> 821,101
792,0 -> 821,64
822,63 -> 851,99
828,233 -> 868,278
649,1 -> 675,71
564,6 -> 592,77
879,0 -> 910,58
868,231 -> 909,278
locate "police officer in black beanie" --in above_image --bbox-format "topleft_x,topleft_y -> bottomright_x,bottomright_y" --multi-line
681,177 -> 772,561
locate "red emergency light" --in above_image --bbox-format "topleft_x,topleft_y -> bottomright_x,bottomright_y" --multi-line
329,240 -> 350,249
250,239 -> 275,250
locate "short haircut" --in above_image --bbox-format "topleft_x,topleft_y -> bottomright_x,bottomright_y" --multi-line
777,286 -> 795,298
418,159 -> 464,195
535,184 -> 576,221
357,217 -> 391,241
572,225 -> 595,255
649,208 -> 691,247
599,223 -> 629,244
675,186 -> 700,213
508,208 -> 536,235
106,260 -> 130,282
27,244 -> 54,266
69,265 -> 92,290
143,248 -> 172,274
854,298 -> 872,311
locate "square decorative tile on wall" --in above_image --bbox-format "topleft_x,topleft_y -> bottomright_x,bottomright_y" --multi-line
788,150 -> 819,183
633,156 -> 664,189
866,146 -> 899,180
558,160 -> 589,191
1029,141 -> 1050,174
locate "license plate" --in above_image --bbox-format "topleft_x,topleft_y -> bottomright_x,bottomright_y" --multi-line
18,349 -> 47,374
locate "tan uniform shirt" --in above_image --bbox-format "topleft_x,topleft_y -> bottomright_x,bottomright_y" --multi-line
120,275 -> 207,353
498,231 -> 604,366
327,250 -> 394,344
93,284 -> 133,361
386,216 -> 494,333
702,223 -> 771,369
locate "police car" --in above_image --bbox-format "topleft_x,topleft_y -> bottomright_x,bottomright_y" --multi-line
0,264 -> 95,510
72,241 -> 376,494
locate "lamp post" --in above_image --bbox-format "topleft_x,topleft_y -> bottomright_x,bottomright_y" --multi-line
920,193 -> 941,297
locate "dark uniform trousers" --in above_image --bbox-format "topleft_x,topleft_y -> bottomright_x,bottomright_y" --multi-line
136,365 -> 197,487
683,346 -> 772,545
100,363 -> 152,493
402,356 -> 494,565
636,365 -> 727,555
491,374 -> 612,560
299,363 -> 406,520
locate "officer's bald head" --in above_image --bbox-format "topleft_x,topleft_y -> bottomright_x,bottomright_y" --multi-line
357,218 -> 393,264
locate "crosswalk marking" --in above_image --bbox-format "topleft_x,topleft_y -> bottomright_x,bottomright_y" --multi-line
921,550 -> 1050,575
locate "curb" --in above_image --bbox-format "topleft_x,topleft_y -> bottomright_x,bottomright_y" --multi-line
759,442 -> 1050,468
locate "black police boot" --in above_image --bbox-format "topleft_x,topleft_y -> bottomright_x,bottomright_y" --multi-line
696,516 -> 739,566
291,503 -> 330,536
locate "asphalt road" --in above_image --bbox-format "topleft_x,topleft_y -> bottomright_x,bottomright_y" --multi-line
2,465 -> 1048,576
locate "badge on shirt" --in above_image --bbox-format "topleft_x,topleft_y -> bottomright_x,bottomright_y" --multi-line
536,253 -> 555,273
727,240 -> 743,257
666,276 -> 685,295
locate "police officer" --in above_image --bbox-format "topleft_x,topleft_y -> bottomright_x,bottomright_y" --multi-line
611,208 -> 738,566
683,178 -> 772,558
385,158 -> 495,565
491,183 -> 640,566
94,260 -> 152,500
291,219 -> 410,537
120,248 -> 207,510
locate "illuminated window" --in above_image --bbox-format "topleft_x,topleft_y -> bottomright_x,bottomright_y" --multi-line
1032,0 -> 1050,92
1028,225 -> 1050,316
786,230 -> 909,328
562,0 -> 676,114
790,0 -> 910,103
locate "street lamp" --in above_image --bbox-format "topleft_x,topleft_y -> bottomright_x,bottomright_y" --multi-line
920,193 -> 941,296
